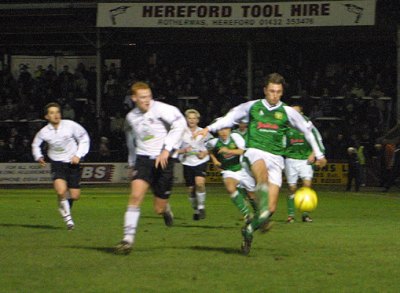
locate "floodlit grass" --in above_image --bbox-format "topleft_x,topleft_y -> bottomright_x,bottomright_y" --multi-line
0,185 -> 399,292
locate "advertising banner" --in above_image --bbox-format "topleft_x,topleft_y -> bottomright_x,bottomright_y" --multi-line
0,163 -> 184,185
0,162 -> 348,185
204,162 -> 349,185
97,1 -> 376,28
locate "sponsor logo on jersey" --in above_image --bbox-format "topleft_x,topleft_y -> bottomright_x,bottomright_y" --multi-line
257,122 -> 279,130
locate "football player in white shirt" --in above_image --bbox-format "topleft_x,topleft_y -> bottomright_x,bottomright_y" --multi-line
176,109 -> 211,220
115,82 -> 186,255
32,102 -> 90,230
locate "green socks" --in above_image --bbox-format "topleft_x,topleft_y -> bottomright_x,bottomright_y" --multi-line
287,194 -> 295,217
247,183 -> 269,232
230,189 -> 250,218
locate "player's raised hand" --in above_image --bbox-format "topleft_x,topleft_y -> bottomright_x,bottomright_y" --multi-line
155,149 -> 170,169
315,157 -> 327,168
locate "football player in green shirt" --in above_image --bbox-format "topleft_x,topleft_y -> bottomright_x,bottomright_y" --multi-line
284,105 -> 325,223
207,127 -> 258,225
196,73 -> 327,255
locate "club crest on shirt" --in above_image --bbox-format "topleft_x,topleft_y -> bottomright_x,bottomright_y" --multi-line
274,112 -> 283,120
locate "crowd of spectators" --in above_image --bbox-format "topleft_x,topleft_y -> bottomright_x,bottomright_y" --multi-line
0,46 -> 396,171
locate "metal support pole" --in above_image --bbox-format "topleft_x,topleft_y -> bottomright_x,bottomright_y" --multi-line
96,29 -> 102,132
397,24 -> 400,123
246,40 -> 253,100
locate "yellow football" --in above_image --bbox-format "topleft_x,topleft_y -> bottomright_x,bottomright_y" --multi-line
294,187 -> 318,212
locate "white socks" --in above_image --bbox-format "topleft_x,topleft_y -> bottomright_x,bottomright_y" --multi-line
58,199 -> 73,226
196,191 -> 206,210
123,206 -> 140,244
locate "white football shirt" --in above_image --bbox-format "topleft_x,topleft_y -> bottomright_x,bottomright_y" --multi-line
179,127 -> 212,167
125,100 -> 186,166
32,119 -> 90,163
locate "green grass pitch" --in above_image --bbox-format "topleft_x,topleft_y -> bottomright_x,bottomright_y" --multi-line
0,184 -> 399,292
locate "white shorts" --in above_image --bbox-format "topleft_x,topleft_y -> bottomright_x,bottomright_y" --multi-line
243,148 -> 284,187
221,169 -> 256,192
284,158 -> 313,185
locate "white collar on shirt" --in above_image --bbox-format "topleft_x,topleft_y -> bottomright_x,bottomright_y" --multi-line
261,99 -> 282,110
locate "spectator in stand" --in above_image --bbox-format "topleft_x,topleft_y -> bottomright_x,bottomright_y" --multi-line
87,66 -> 97,99
309,103 -> 323,121
346,147 -> 361,192
331,133 -> 348,160
296,90 -> 313,114
6,136 -> 18,162
109,111 -> 125,136
369,84 -> 385,98
350,81 -> 365,99
44,64 -> 58,88
76,63 -> 89,79
62,103 -> 76,121
365,100 -> 383,131
2,98 -> 18,120
382,142 -> 399,192
58,65 -> 74,82
18,64 -> 33,91
59,75 -> 75,99
376,122 -> 400,191
97,136 -> 112,162
109,111 -> 125,151
372,143 -> 386,187
74,71 -> 89,98
34,65 -> 45,81
26,104 -> 40,121
16,137 -> 34,162
104,73 -> 118,95
105,63 -> 117,77
44,88 -> 58,105
319,87 -> 334,116
0,138 -> 8,162
308,71 -> 323,96
356,140 -> 367,187
103,87 -> 122,116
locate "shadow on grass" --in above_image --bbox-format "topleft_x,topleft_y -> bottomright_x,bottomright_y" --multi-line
187,245 -> 240,255
0,223 -> 62,230
141,215 -> 185,220
173,223 -> 237,230
65,245 -> 183,255
65,245 -> 117,254
65,244 -> 242,256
